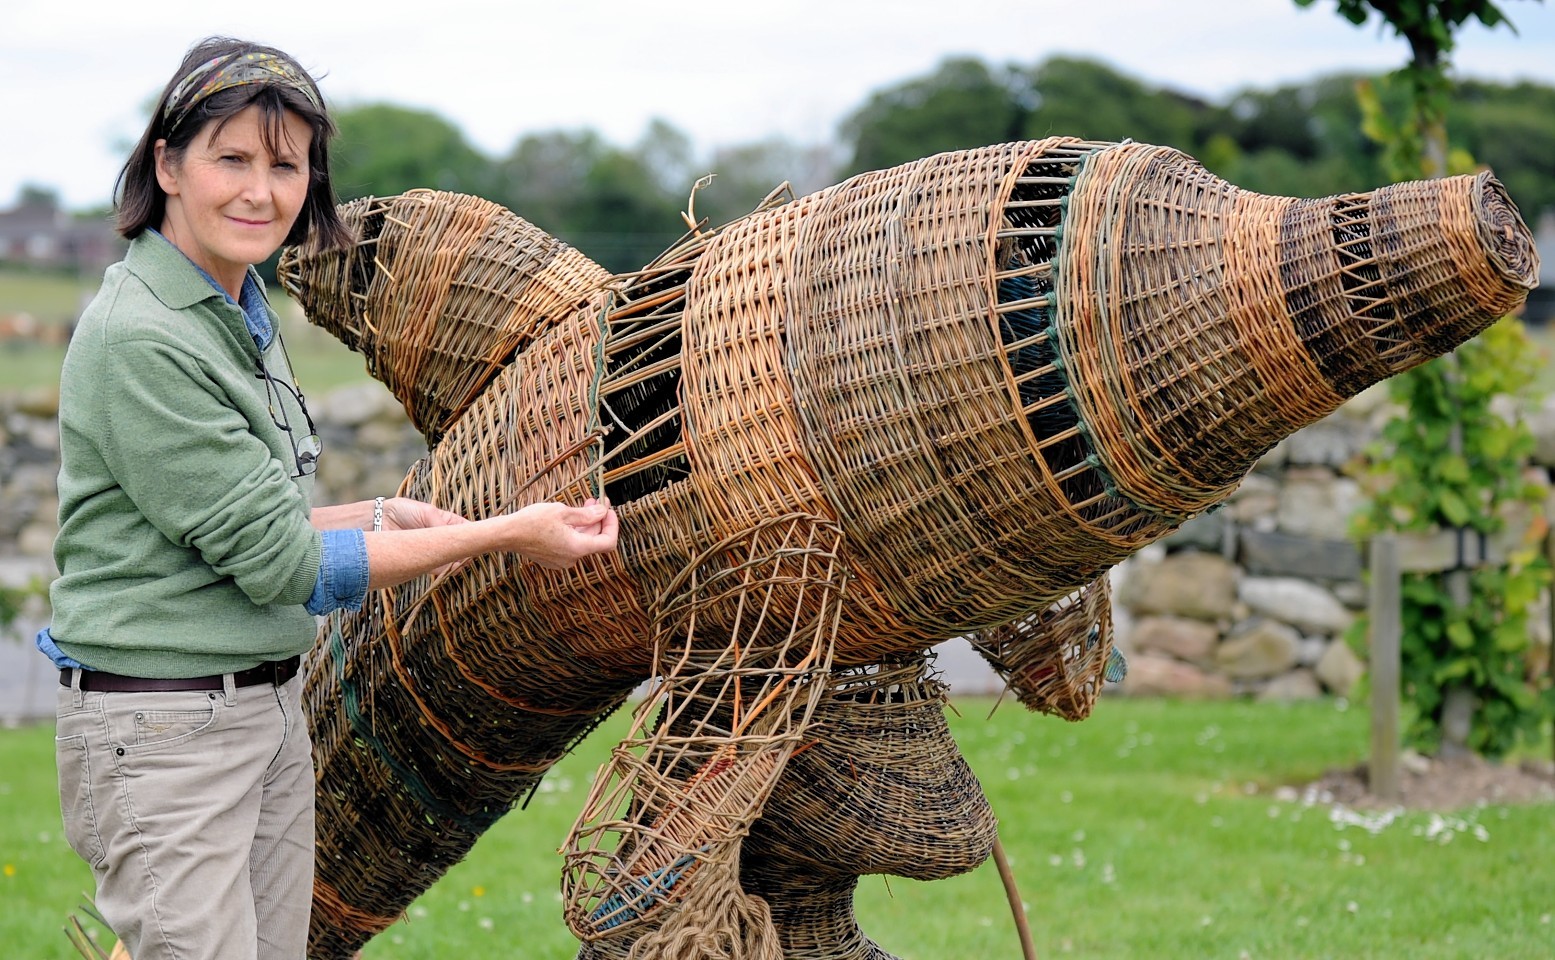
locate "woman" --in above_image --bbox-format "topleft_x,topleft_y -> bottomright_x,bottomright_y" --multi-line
38,36 -> 619,960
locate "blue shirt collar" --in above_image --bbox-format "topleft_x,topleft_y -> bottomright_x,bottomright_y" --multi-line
145,228 -> 274,350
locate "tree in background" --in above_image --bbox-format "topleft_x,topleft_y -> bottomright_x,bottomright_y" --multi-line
1202,74 -> 1386,199
840,55 -> 1213,176
489,125 -> 687,273
1016,56 -> 1208,148
836,49 -> 1553,215
1299,0 -> 1554,758
840,57 -> 1026,174
331,103 -> 497,201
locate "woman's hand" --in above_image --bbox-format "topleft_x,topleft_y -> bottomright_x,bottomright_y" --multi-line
505,497 -> 619,569
380,497 -> 469,532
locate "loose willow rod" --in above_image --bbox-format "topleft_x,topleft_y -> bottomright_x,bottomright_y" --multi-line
992,835 -> 1039,960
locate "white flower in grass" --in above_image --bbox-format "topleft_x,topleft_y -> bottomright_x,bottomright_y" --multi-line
478,917 -> 494,930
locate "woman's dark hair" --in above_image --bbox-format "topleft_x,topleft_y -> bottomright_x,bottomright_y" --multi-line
115,36 -> 351,252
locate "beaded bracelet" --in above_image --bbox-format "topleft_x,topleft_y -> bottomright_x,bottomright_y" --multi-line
372,496 -> 385,532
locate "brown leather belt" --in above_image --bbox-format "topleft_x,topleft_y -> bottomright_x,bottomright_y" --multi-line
60,655 -> 301,693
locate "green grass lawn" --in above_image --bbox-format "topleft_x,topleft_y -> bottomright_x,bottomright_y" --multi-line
3,697 -> 1550,959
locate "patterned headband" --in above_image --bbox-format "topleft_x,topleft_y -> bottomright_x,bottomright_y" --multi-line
163,51 -> 324,132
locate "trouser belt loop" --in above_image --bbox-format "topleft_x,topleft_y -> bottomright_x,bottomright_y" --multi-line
68,667 -> 84,708
222,671 -> 237,706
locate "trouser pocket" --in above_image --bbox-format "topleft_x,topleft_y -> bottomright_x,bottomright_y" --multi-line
55,732 -> 106,867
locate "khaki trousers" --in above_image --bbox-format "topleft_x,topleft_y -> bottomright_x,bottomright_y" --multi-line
55,670 -> 315,960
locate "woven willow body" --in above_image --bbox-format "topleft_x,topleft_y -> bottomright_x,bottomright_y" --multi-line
278,139 -> 1537,958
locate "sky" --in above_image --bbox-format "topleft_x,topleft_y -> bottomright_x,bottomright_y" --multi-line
4,0 -> 1553,210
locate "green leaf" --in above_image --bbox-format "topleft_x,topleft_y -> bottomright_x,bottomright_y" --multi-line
1435,657 -> 1473,682
1493,619 -> 1529,652
1437,489 -> 1472,526
1445,620 -> 1476,649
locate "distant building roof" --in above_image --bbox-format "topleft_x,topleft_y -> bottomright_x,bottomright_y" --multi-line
0,195 -> 121,272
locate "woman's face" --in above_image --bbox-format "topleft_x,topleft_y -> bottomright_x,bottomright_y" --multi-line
154,103 -> 312,297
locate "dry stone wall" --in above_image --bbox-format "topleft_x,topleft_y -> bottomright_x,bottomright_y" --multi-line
4,382 -> 1553,702
1114,384 -> 1554,702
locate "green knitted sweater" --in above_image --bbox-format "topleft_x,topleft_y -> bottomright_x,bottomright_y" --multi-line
49,233 -> 324,678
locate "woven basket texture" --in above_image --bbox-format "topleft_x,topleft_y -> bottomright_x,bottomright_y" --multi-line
279,138 -> 1538,957
576,656 -> 984,960
562,513 -> 847,942
278,189 -> 610,442
968,574 -> 1115,720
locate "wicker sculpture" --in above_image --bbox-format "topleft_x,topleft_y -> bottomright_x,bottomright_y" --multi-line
576,655 -> 994,960
277,137 -> 1538,958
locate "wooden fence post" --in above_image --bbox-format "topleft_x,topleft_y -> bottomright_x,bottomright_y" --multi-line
1368,534 -> 1402,802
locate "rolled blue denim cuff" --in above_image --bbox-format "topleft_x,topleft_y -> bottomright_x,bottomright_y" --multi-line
36,626 -> 86,670
306,528 -> 370,615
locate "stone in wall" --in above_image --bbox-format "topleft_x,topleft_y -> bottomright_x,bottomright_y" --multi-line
1120,652 -> 1233,699
1130,615 -> 1219,663
1276,466 -> 1365,541
1237,527 -> 1361,582
1258,669 -> 1323,701
1282,410 -> 1373,470
1160,510 -> 1230,555
1238,576 -> 1353,636
1215,618 -> 1301,680
1116,549 -> 1239,624
311,383 -> 427,507
1314,639 -> 1365,698
1225,472 -> 1280,528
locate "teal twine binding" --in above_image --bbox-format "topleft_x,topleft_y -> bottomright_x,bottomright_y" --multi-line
329,618 -> 512,833
584,292 -> 612,501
